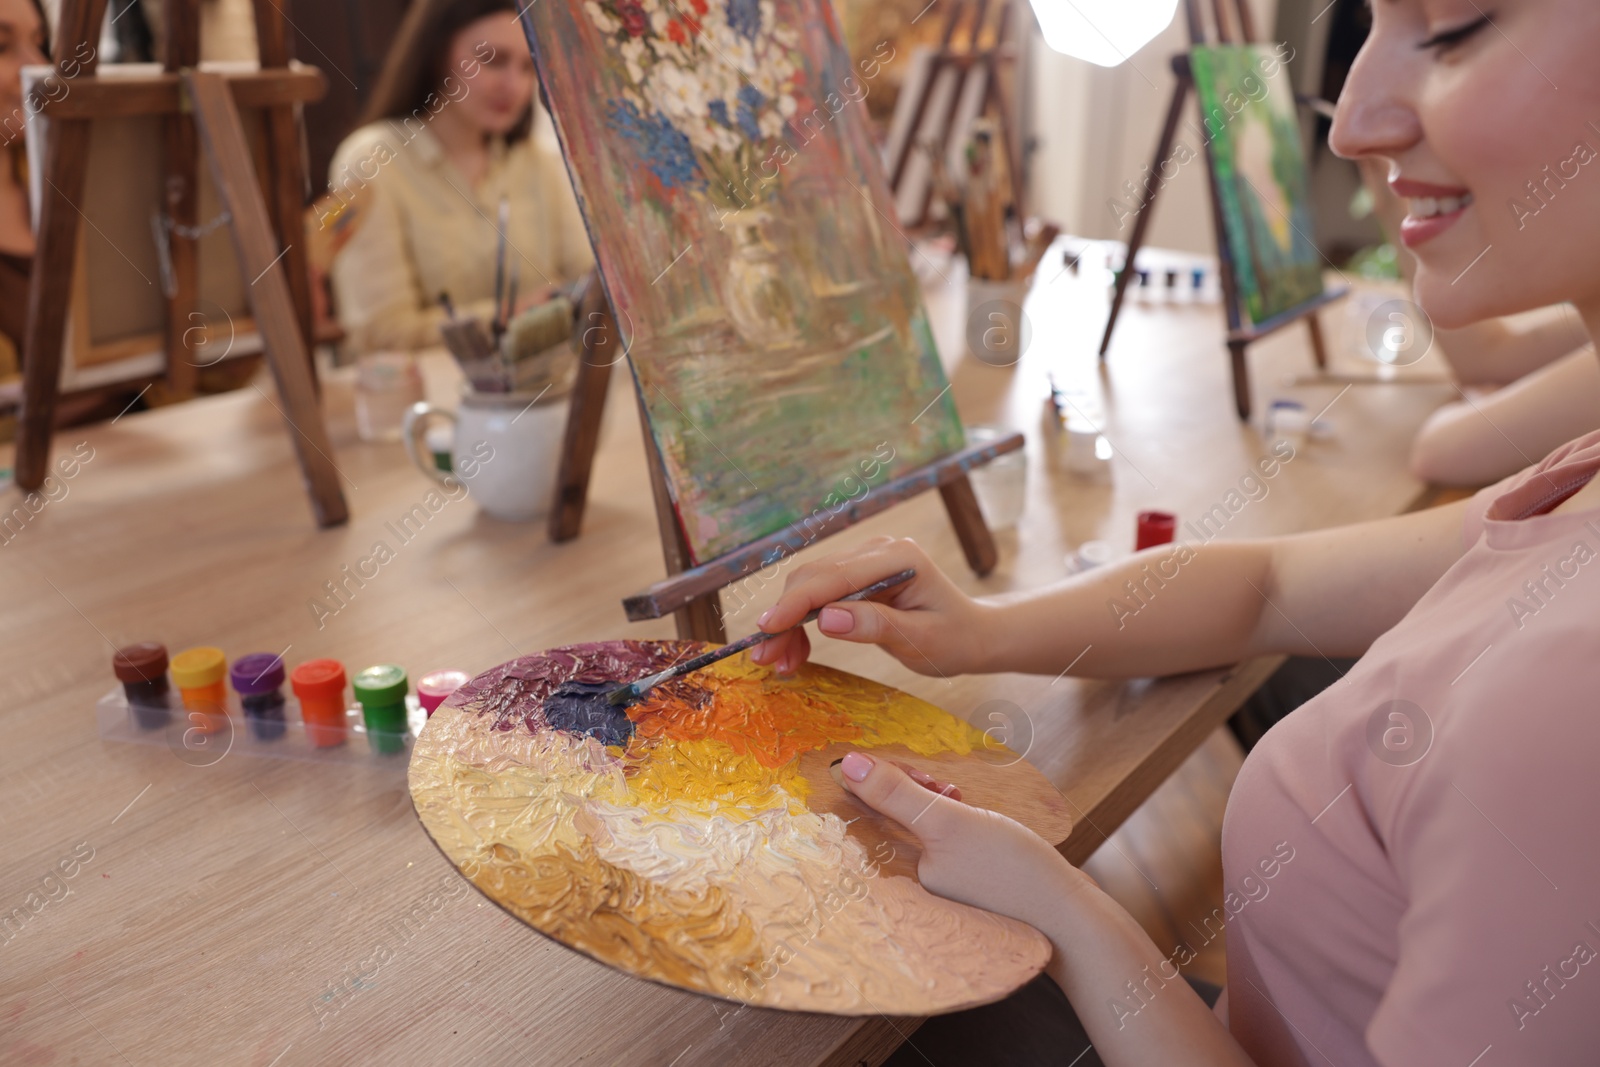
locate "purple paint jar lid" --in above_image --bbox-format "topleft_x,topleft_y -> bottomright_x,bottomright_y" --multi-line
231,652 -> 287,695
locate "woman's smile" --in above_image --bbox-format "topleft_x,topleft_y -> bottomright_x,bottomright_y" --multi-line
1390,175 -> 1475,247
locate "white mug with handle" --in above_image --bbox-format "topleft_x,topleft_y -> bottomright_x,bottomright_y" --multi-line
402,390 -> 566,522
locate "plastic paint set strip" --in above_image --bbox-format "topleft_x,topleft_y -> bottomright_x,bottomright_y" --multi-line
102,642 -> 472,764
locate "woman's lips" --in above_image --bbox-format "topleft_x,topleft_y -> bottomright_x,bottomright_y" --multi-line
1391,178 -> 1474,249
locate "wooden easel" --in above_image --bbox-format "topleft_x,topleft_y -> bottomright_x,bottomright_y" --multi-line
522,0 -> 1021,643
545,297 -> 1020,643
1097,0 -> 1346,420
883,0 -> 1025,229
15,0 -> 347,527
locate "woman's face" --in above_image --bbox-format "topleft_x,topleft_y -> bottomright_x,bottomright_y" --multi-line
1331,0 -> 1600,328
0,0 -> 47,123
446,12 -> 535,138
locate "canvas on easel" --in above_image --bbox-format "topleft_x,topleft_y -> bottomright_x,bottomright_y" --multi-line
1189,44 -> 1323,325
1098,0 -> 1346,420
21,65 -> 267,392
524,0 -> 1020,639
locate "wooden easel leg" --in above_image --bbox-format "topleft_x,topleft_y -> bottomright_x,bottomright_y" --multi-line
14,0 -> 109,492
161,0 -> 200,400
251,0 -> 317,376
548,301 -> 616,542
914,56 -> 967,227
1228,339 -> 1252,420
939,475 -> 1000,576
1099,71 -> 1191,359
15,121 -> 89,491
678,594 -> 727,642
1306,311 -> 1329,371
186,71 -> 349,527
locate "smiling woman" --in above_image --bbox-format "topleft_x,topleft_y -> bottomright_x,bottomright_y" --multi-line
740,3 -> 1600,1063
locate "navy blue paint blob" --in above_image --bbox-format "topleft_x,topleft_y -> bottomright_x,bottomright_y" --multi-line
545,681 -> 637,747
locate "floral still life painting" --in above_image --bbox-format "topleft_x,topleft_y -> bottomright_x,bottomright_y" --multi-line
522,0 -> 966,562
409,641 -> 1074,1013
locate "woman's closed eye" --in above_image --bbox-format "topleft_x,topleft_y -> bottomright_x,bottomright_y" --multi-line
1417,13 -> 1494,54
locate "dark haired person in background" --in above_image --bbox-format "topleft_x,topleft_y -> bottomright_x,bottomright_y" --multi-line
326,0 -> 592,354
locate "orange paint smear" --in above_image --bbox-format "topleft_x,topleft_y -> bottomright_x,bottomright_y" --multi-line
630,666 -> 862,769
627,655 -> 986,770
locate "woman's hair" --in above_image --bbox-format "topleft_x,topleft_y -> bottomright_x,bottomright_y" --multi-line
361,0 -> 535,143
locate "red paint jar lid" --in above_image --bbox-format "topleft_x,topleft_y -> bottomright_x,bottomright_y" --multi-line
291,659 -> 347,701
1135,510 -> 1177,550
113,642 -> 168,683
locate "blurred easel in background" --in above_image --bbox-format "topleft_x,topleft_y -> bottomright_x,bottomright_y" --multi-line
882,0 -> 1025,231
16,0 -> 347,526
1099,0 -> 1346,419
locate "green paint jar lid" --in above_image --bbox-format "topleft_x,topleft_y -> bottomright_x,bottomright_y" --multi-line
352,664 -> 408,705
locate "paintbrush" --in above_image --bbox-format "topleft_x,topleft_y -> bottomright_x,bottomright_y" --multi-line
492,197 -> 509,338
505,261 -> 519,331
602,568 -> 917,706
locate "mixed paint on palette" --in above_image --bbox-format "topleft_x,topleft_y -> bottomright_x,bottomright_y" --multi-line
408,641 -> 1061,1014
520,0 -> 967,562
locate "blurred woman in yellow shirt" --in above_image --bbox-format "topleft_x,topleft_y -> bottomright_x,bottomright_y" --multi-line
326,0 -> 593,354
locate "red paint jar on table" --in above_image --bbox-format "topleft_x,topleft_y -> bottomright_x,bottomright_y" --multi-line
1135,510 -> 1177,551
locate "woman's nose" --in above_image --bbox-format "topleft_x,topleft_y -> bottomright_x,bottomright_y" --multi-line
1330,41 -> 1423,162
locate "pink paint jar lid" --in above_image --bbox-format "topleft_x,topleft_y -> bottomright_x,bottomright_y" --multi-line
417,669 -> 472,716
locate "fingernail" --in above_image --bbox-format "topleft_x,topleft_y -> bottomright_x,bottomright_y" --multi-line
819,607 -> 854,634
841,752 -> 874,782
757,609 -> 773,629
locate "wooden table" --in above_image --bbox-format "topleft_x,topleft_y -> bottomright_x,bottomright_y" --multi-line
0,252 -> 1451,1066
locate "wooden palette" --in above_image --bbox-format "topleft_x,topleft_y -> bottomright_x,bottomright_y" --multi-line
408,640 -> 1073,1015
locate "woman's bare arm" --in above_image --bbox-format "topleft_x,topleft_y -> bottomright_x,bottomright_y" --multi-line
986,498 -> 1475,678
753,499 -> 1476,681
1409,346 -> 1600,486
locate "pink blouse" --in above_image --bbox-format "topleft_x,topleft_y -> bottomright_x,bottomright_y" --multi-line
1221,429 -> 1600,1066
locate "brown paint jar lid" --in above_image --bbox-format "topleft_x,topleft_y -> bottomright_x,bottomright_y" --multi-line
113,642 -> 169,684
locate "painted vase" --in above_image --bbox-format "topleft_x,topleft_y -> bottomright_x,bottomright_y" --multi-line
722,206 -> 803,347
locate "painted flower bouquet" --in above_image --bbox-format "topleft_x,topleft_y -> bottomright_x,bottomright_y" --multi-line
584,0 -> 804,209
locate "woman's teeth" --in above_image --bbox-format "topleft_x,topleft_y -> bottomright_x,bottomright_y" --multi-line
1408,193 -> 1473,218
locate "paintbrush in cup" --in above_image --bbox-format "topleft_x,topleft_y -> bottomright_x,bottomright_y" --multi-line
492,197 -> 509,338
438,291 -> 512,392
601,568 -> 917,706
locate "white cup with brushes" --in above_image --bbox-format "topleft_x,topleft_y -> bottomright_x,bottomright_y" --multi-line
409,277 -> 586,522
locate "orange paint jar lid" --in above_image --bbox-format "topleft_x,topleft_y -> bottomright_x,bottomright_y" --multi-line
291,659 -> 347,701
170,647 -> 227,689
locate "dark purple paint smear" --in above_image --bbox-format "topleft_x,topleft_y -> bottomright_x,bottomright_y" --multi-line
445,640 -> 708,736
